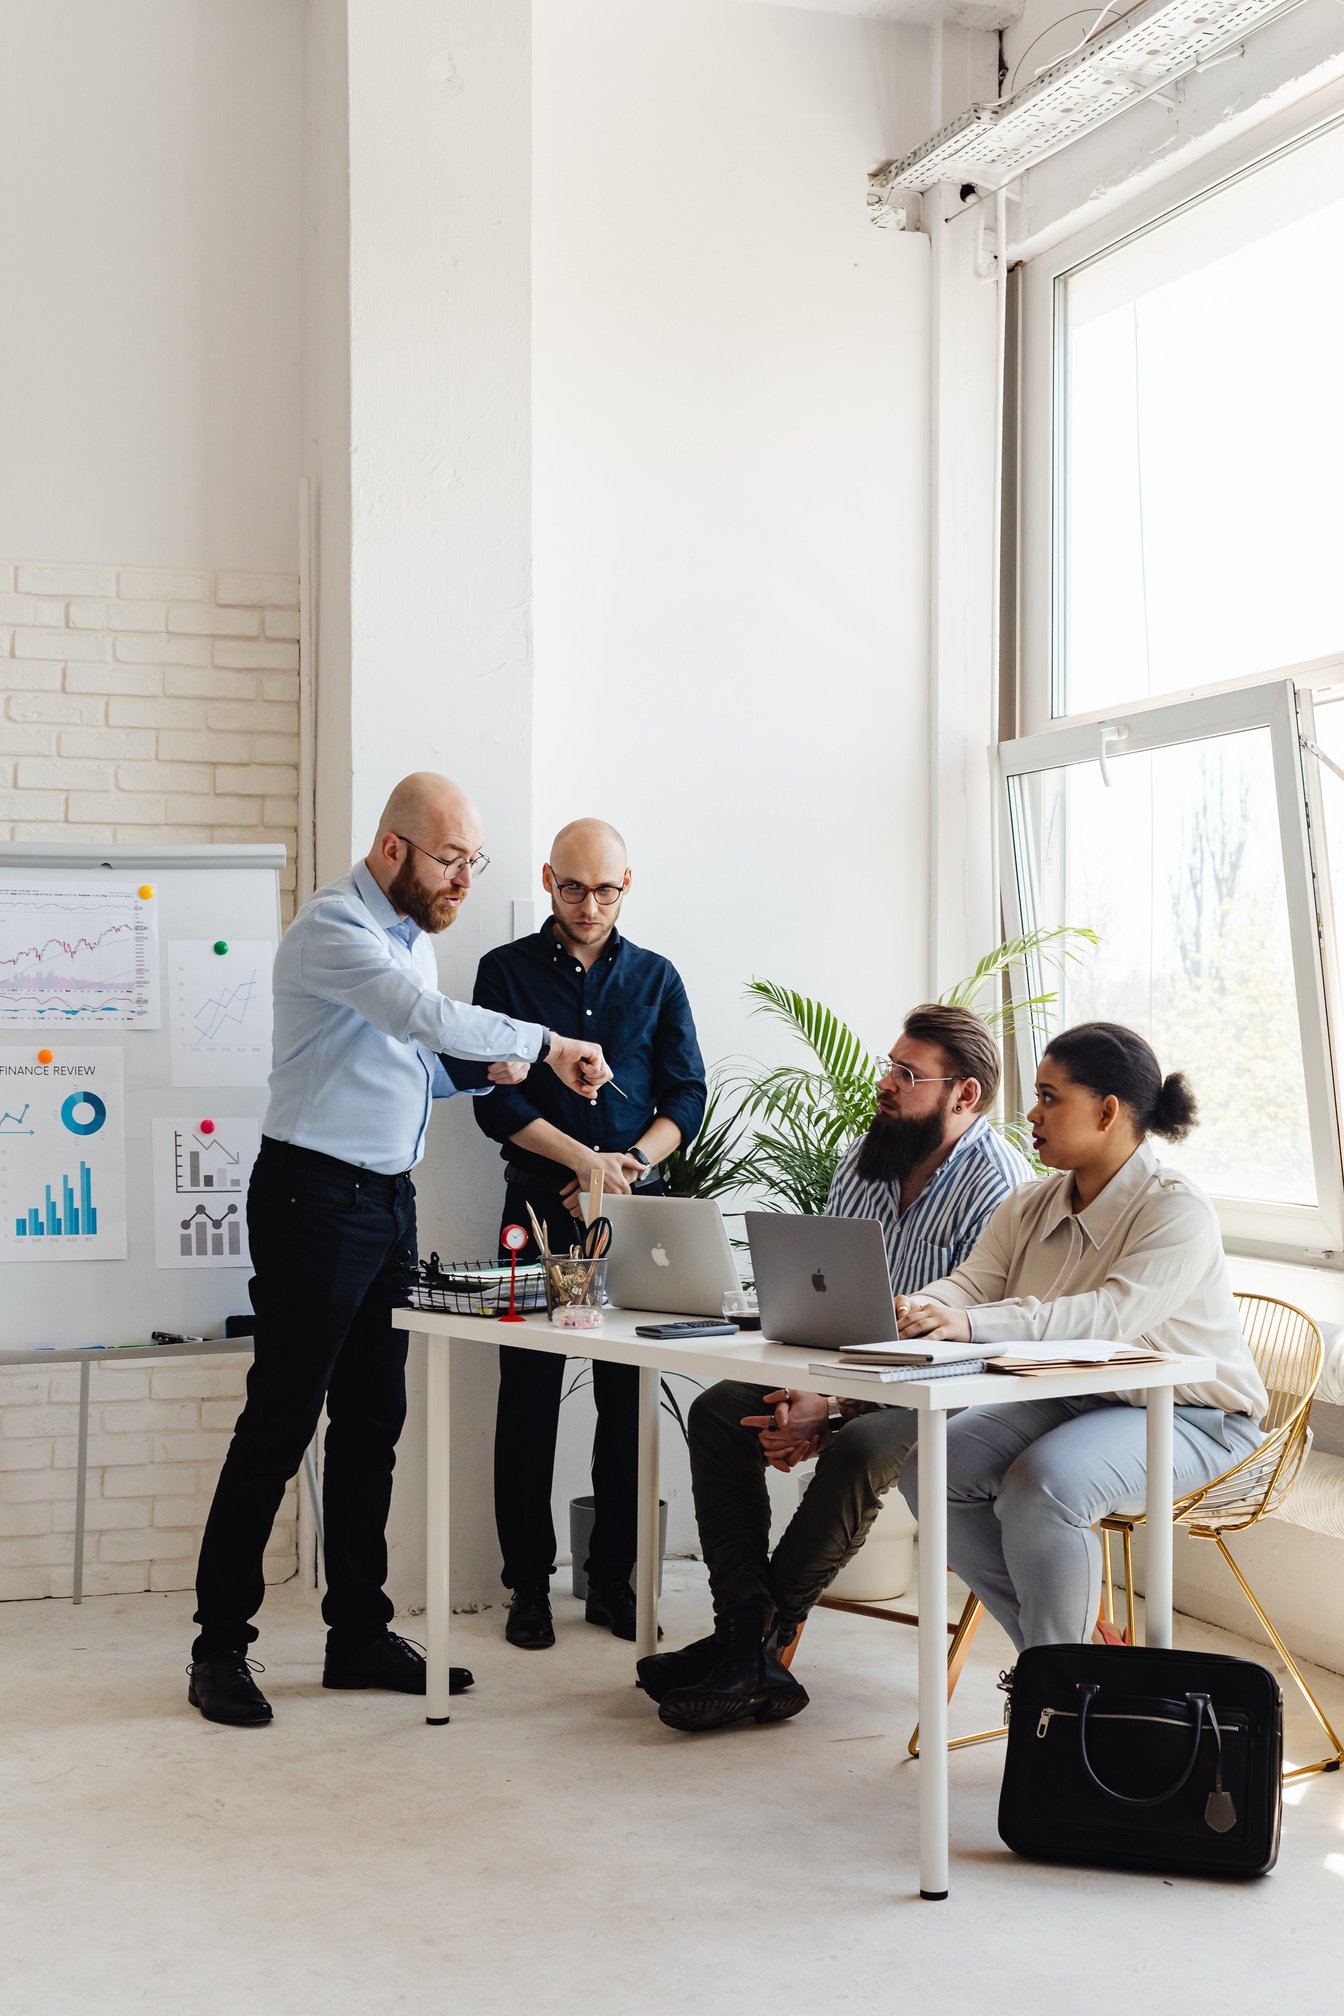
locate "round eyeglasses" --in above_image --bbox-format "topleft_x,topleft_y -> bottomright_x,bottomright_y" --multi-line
397,835 -> 490,880
874,1057 -> 958,1092
553,880 -> 625,907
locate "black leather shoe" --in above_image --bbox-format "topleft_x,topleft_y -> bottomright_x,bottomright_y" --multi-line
188,1652 -> 273,1727
585,1580 -> 663,1643
505,1584 -> 555,1650
657,1608 -> 808,1733
323,1630 -> 473,1696
636,1629 -> 718,1701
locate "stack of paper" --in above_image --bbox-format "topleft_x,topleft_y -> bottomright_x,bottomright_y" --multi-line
985,1340 -> 1170,1377
806,1338 -> 1170,1382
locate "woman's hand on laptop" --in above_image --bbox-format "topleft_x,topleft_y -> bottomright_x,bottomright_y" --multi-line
895,1295 -> 972,1343
741,1388 -> 829,1472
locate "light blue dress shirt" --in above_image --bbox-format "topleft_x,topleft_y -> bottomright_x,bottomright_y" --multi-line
263,860 -> 545,1174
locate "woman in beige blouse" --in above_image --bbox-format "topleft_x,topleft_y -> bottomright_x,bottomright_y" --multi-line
896,1022 -> 1265,1651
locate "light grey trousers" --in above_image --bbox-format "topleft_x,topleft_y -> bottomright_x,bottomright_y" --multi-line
898,1394 -> 1263,1653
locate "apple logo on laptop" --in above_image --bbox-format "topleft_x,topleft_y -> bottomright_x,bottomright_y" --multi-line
811,1268 -> 827,1293
651,1243 -> 670,1268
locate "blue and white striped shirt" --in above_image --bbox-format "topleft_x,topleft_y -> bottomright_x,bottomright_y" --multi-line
824,1117 -> 1035,1294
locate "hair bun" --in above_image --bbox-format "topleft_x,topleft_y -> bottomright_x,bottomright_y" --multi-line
1151,1070 -> 1198,1142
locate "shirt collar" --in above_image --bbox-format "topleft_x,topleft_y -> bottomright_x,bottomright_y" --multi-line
543,919 -> 624,968
918,1115 -> 989,1199
1037,1137 -> 1158,1248
352,858 -> 420,945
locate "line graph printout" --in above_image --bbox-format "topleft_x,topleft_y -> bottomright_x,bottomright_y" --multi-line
0,880 -> 160,1029
152,1117 -> 260,1269
168,940 -> 274,1087
0,1048 -> 127,1263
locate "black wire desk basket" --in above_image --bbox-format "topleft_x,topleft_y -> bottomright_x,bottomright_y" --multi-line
409,1252 -> 549,1320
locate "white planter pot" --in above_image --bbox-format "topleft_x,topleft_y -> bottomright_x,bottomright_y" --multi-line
795,1467 -> 917,1602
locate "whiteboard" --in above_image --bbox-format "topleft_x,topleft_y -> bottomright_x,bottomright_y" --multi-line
0,843 -> 283,1348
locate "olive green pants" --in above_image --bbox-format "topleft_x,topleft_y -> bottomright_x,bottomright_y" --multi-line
687,1380 -> 916,1630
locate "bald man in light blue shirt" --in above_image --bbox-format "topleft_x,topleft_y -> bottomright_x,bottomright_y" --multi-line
189,773 -> 610,1728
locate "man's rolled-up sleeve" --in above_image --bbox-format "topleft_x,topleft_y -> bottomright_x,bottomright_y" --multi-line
300,907 -> 544,1062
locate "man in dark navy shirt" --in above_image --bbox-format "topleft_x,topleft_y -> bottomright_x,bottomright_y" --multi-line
473,819 -> 706,1651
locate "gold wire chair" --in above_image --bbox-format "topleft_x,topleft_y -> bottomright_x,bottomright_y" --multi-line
907,1293 -> 1342,1778
1098,1293 -> 1340,1782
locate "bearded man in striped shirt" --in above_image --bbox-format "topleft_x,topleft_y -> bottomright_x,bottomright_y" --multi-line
641,1003 -> 1034,1734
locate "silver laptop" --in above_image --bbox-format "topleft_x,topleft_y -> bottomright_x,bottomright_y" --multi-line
745,1212 -> 899,1349
596,1195 -> 741,1316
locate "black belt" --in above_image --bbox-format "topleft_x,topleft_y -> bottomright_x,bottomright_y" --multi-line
259,1136 -> 412,1194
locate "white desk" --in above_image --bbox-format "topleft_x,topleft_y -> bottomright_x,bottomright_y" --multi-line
392,1305 -> 1213,1901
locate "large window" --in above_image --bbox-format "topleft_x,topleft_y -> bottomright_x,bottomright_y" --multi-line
1010,106 -> 1344,1259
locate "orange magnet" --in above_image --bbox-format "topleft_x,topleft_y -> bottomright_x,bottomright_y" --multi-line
138,884 -> 155,900
37,1048 -> 54,1065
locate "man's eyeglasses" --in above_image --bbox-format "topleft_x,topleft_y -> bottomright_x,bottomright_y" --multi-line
874,1057 -> 958,1092
553,879 -> 626,907
397,835 -> 491,880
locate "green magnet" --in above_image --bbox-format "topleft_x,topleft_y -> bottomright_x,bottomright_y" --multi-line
213,940 -> 229,955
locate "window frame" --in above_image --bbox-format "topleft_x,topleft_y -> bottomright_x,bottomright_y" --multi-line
997,676 -> 1344,1258
1008,83 -> 1344,1262
1016,86 -> 1344,739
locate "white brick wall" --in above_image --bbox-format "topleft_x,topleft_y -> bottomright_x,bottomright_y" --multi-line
0,1356 -> 297,1601
0,556 -> 303,1600
0,559 -> 299,916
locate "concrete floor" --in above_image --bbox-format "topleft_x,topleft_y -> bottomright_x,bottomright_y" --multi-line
5,1562 -> 1343,2016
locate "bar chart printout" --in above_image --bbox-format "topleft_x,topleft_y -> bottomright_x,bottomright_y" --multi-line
0,1048 -> 127,1263
14,1160 -> 97,1238
180,1202 -> 242,1258
153,1117 -> 260,1269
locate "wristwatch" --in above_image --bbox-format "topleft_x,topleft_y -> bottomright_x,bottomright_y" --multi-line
629,1146 -> 650,1168
536,1028 -> 552,1063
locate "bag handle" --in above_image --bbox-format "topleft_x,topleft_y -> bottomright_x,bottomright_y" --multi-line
1076,1685 -> 1209,1807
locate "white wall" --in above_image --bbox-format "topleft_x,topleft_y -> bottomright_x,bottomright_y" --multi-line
530,0 -> 935,1559
0,0 -> 303,573
533,0 -> 932,1086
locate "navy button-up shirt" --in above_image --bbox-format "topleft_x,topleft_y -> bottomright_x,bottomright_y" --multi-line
471,923 -> 707,1187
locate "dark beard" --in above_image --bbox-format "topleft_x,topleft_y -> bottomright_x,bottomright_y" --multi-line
387,855 -> 456,934
855,1106 -> 948,1186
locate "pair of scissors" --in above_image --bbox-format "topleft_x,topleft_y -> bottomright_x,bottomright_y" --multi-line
581,1215 -> 612,1261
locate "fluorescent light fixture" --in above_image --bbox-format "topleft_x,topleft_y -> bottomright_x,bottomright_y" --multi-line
871,0 -> 1309,194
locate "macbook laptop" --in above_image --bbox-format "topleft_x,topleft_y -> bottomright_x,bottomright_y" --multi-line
595,1195 -> 741,1316
745,1212 -> 899,1349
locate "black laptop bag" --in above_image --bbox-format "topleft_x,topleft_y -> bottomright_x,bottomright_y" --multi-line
998,1643 -> 1283,1877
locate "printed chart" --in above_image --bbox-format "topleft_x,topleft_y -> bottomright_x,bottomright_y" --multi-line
168,940 -> 273,1087
152,1116 -> 261,1269
0,880 -> 160,1029
0,1048 -> 128,1263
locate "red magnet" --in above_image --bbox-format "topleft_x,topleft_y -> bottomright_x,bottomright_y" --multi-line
199,1118 -> 216,1135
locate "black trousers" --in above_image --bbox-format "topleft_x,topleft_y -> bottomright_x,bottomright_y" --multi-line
193,1137 -> 418,1656
493,1176 -> 641,1592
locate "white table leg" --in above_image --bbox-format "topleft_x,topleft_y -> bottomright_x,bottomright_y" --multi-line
634,1365 -> 660,1659
916,1404 -> 949,1901
1144,1384 -> 1174,1649
425,1332 -> 453,1724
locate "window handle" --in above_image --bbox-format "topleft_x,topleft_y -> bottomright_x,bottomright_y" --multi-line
1098,720 -> 1130,788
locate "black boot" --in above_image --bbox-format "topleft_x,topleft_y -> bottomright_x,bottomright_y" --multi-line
505,1583 -> 555,1650
657,1608 -> 809,1734
636,1628 -> 719,1702
586,1579 -> 665,1643
188,1652 -> 273,1727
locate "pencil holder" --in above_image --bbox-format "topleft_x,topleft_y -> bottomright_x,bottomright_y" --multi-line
545,1255 -> 609,1329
